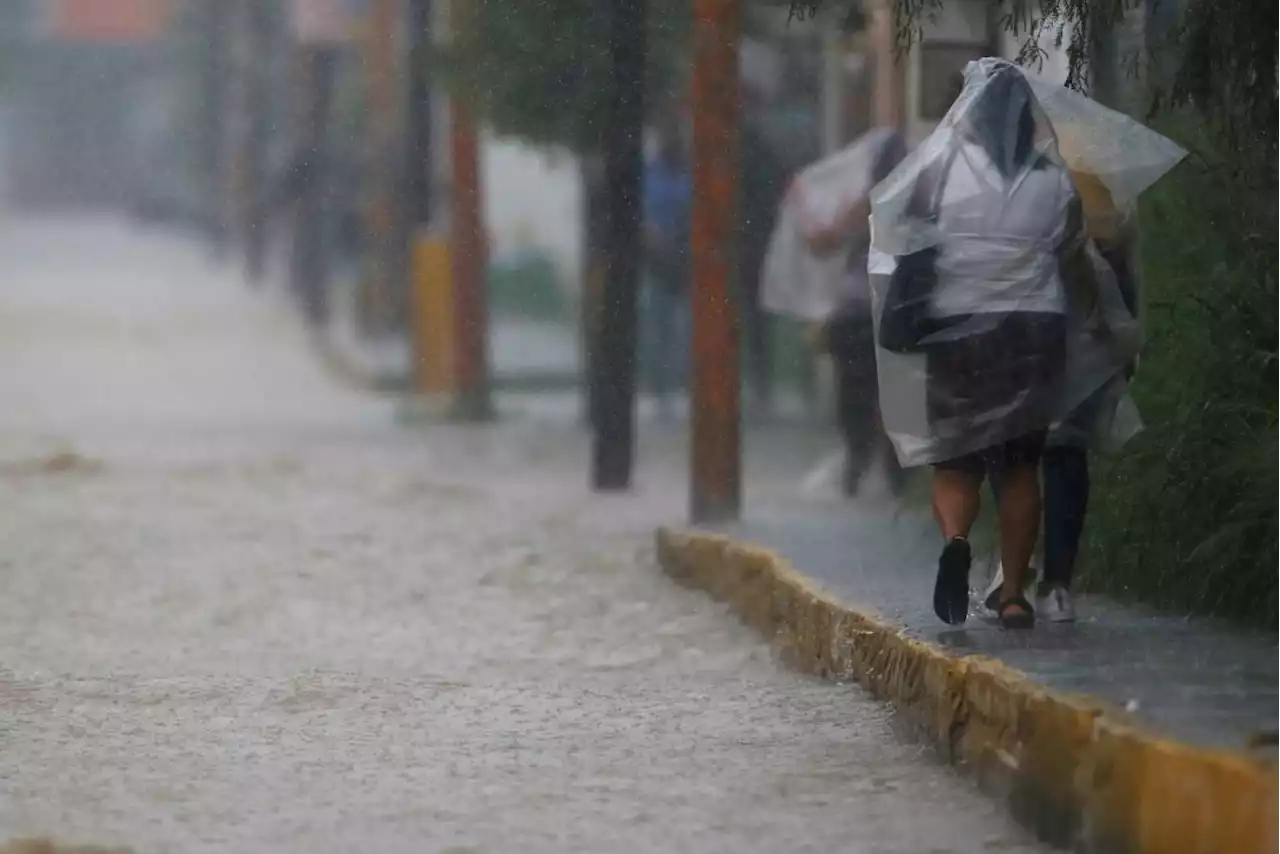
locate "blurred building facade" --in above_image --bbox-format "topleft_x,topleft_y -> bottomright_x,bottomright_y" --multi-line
1,0 -> 178,211
821,0 -> 1161,156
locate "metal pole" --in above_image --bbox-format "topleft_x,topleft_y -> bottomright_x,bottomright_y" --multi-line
406,0 -> 454,397
405,0 -> 433,228
689,0 -> 741,523
591,0 -> 646,491
242,0 -> 274,286
360,0 -> 402,336
402,0 -> 434,360
203,1 -> 233,259
449,0 -> 492,420
294,44 -> 337,327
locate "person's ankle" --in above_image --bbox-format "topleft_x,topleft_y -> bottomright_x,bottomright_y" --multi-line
1000,586 -> 1026,605
1001,571 -> 1027,600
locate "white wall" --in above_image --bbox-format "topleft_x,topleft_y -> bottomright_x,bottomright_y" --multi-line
921,0 -> 991,42
480,137 -> 584,300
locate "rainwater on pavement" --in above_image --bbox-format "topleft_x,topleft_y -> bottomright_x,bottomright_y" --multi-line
0,218 -> 1050,853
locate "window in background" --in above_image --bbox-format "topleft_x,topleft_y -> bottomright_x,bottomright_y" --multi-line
919,42 -> 987,121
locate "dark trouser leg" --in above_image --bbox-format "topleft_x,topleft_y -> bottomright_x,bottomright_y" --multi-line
641,280 -> 673,400
1041,445 -> 1089,589
744,296 -> 772,407
829,317 -> 875,494
880,426 -> 906,496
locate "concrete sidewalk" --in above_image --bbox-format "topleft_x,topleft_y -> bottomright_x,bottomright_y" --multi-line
657,494 -> 1278,854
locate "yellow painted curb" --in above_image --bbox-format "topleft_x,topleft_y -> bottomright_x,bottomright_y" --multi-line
655,528 -> 1278,854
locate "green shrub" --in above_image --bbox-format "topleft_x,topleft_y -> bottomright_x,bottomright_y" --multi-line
487,250 -> 570,322
1077,115 -> 1277,628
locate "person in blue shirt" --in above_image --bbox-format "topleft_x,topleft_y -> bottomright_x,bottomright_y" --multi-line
640,112 -> 693,419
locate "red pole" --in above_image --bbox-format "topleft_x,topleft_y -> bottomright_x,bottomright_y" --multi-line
689,0 -> 741,523
449,0 -> 492,420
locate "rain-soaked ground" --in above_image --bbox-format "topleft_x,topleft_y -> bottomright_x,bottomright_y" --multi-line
0,218 -> 1049,853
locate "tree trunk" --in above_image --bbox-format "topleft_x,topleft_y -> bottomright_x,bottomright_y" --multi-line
579,154 -> 607,428
591,0 -> 646,491
293,46 -> 337,327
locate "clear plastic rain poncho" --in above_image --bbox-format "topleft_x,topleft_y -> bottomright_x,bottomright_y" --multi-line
1046,168 -> 1143,452
760,127 -> 901,322
868,57 -> 1186,467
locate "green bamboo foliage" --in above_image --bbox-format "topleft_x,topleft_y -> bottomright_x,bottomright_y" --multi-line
431,0 -> 692,154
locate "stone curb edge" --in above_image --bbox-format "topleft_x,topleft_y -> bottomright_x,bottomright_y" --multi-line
655,527 -> 1278,854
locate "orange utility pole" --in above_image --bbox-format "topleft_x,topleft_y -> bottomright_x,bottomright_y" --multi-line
689,0 -> 742,523
449,0 -> 492,420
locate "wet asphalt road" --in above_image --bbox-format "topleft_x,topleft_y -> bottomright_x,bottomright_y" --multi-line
0,219 -> 1048,853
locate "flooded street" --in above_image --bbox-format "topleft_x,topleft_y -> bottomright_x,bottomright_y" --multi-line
0,220 -> 1048,853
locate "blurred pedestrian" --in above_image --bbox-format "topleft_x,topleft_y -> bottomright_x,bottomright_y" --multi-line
640,110 -> 693,420
260,148 -> 329,327
802,129 -> 908,497
738,106 -> 791,419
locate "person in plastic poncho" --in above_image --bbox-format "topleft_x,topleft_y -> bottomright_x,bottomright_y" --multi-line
982,171 -> 1141,623
804,130 -> 910,497
870,59 -> 1114,630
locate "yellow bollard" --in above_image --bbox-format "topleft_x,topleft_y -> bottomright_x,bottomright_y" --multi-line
411,232 -> 456,395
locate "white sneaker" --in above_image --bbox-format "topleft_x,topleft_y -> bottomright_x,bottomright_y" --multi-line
982,563 -> 1005,613
982,561 -> 1038,613
1037,584 -> 1077,623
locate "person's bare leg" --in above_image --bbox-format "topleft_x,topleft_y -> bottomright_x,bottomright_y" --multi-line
932,468 -> 981,540
996,463 -> 1041,613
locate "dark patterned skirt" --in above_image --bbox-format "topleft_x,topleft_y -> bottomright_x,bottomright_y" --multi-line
925,311 -> 1068,449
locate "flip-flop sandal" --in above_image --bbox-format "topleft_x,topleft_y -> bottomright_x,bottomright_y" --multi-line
933,537 -> 972,625
998,595 -> 1036,630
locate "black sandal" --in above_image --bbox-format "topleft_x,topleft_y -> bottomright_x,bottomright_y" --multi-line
933,537 -> 972,625
998,595 -> 1036,630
